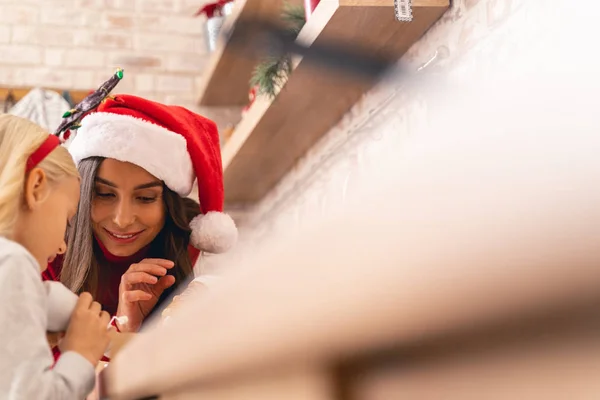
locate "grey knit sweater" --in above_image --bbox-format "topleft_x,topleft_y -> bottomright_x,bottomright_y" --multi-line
0,237 -> 95,399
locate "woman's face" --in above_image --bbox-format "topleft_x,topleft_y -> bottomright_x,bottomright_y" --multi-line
91,159 -> 166,257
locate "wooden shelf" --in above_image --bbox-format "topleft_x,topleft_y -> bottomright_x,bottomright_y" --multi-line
197,0 -> 301,106
221,0 -> 449,204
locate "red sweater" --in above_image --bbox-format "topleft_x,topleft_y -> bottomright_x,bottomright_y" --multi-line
42,237 -> 200,361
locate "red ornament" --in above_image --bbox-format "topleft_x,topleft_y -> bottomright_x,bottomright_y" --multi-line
304,0 -> 321,20
243,86 -> 258,113
194,0 -> 233,18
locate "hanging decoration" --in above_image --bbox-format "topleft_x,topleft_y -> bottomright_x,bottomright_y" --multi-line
394,0 -> 413,22
195,0 -> 235,52
242,85 -> 258,114
250,57 -> 292,99
249,3 -> 306,99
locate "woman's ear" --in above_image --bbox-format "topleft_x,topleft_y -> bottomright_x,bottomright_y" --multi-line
23,167 -> 49,210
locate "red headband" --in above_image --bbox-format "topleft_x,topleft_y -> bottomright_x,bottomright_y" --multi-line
26,135 -> 61,172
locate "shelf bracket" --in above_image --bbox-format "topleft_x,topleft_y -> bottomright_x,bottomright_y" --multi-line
394,0 -> 413,22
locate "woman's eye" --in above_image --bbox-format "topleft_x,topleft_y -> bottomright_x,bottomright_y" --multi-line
138,196 -> 157,203
95,192 -> 115,198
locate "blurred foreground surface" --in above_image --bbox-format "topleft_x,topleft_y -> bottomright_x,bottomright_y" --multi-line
101,1 -> 600,399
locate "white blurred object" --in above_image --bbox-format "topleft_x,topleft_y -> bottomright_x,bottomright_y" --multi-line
108,316 -> 129,329
44,280 -> 128,336
104,316 -> 130,358
8,88 -> 70,135
192,274 -> 221,286
44,281 -> 78,333
102,1 -> 600,398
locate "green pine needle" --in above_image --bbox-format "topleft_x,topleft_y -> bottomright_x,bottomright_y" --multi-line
249,3 -> 306,99
282,2 -> 306,35
250,57 -> 293,98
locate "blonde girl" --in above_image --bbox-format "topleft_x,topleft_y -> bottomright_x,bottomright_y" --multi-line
0,115 -> 112,399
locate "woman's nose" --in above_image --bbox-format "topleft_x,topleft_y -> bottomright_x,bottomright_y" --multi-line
113,199 -> 135,228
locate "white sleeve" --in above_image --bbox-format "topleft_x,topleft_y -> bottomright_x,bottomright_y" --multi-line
0,251 -> 95,400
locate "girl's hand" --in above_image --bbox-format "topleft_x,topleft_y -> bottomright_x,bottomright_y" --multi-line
116,258 -> 175,332
46,331 -> 65,348
60,293 -> 112,366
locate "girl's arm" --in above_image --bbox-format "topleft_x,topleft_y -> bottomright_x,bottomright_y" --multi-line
0,251 -> 95,399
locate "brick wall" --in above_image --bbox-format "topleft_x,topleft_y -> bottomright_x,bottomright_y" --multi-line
0,0 -> 233,119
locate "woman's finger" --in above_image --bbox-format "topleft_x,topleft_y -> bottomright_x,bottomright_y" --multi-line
121,271 -> 159,286
122,290 -> 153,303
127,263 -> 168,276
139,258 -> 174,268
144,275 -> 176,298
156,275 -> 176,292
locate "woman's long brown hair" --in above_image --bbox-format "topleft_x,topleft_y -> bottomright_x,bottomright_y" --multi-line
60,157 -> 200,298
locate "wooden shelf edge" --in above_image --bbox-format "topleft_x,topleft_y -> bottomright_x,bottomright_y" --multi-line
297,0 -> 450,48
295,0 -> 339,48
221,96 -> 272,169
339,0 -> 449,7
220,0 -> 343,171
222,0 -> 450,204
198,0 -> 304,107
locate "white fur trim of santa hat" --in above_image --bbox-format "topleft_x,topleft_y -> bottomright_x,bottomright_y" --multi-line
189,212 -> 238,253
69,112 -> 195,196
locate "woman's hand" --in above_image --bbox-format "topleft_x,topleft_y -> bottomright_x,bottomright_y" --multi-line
116,258 -> 175,332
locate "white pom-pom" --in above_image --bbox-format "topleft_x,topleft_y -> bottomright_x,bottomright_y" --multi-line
189,211 -> 238,253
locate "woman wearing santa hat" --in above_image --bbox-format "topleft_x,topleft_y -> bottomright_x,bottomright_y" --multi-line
42,94 -> 237,339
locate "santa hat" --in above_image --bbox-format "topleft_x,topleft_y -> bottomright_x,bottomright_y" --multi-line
67,94 -> 237,254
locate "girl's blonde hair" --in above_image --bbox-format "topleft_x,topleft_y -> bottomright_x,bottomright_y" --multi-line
0,115 -> 79,236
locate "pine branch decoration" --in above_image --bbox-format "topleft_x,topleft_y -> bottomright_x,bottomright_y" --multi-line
250,57 -> 292,98
282,2 -> 306,35
249,3 -> 306,99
